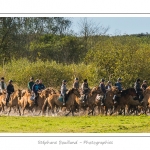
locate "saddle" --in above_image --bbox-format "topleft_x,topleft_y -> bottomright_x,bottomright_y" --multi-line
58,95 -> 68,103
58,95 -> 63,102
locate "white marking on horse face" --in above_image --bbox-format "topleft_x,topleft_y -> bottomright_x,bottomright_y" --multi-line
96,95 -> 101,100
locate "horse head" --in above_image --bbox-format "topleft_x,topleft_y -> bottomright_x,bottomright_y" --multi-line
111,86 -> 119,94
67,88 -> 80,98
16,89 -> 22,99
91,86 -> 102,95
40,88 -> 51,97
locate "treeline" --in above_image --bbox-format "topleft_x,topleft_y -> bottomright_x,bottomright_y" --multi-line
0,17 -> 150,88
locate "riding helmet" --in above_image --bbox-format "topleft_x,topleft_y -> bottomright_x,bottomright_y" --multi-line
1,77 -> 4,80
62,80 -> 67,82
101,79 -> 105,82
136,78 -> 140,82
9,80 -> 13,83
117,78 -> 122,81
75,77 -> 78,80
35,79 -> 39,82
30,77 -> 34,80
84,79 -> 87,82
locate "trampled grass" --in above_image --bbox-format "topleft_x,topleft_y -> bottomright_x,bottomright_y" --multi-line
0,115 -> 150,133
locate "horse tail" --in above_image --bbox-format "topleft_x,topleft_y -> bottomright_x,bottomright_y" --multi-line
42,98 -> 48,113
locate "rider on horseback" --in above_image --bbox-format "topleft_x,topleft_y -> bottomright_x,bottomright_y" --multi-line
0,77 -> 7,93
113,78 -> 123,104
38,79 -> 45,90
61,80 -> 68,105
141,80 -> 148,91
99,79 -> 106,106
28,77 -> 34,92
73,77 -> 79,89
134,78 -> 144,103
81,79 -> 89,103
115,78 -> 123,92
6,80 -> 14,106
32,79 -> 40,106
105,81 -> 112,91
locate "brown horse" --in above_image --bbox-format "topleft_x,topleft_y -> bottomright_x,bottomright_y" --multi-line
126,95 -> 140,114
115,88 -> 137,115
42,88 -> 80,116
75,86 -> 102,116
0,91 -> 7,114
99,86 -> 119,115
19,88 -> 51,116
141,86 -> 150,115
0,89 -> 22,116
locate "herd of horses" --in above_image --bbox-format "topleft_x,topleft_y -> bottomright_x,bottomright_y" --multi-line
0,85 -> 150,116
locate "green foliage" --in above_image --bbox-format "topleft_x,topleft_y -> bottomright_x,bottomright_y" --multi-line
85,35 -> 150,87
1,17 -> 150,88
0,58 -> 99,89
29,34 -> 84,63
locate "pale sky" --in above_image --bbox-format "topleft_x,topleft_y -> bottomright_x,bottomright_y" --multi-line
70,17 -> 150,36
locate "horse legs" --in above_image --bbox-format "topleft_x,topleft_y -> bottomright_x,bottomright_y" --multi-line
1,104 -> 5,114
78,106 -> 82,116
65,108 -> 71,116
7,106 -> 11,116
109,106 -> 114,116
17,105 -> 21,116
41,100 -> 48,116
51,105 -> 55,116
97,105 -> 101,115
22,106 -> 26,116
105,106 -> 109,116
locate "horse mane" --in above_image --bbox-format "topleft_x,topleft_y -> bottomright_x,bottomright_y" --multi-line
90,86 -> 98,95
121,88 -> 136,97
10,90 -> 20,99
67,88 -> 74,95
121,89 -> 127,97
144,86 -> 150,94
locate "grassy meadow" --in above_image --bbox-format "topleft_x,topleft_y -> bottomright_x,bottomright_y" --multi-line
0,115 -> 150,133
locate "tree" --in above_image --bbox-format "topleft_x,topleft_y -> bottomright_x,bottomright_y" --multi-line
0,17 -> 72,64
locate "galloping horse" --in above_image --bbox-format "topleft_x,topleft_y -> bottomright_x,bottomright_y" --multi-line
115,88 -> 137,115
100,86 -> 119,115
141,86 -> 150,114
0,89 -> 22,116
42,88 -> 80,116
19,88 -> 51,115
75,86 -> 102,115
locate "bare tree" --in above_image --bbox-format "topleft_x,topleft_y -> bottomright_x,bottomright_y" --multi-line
77,17 -> 110,53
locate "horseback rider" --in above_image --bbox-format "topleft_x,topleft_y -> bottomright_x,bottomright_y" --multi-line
61,80 -> 68,105
0,77 -> 7,93
99,79 -> 106,106
32,79 -> 40,106
134,78 -> 144,103
81,79 -> 89,102
73,77 -> 79,89
141,80 -> 148,91
6,80 -> 14,106
113,78 -> 123,104
115,78 -> 123,92
105,81 -> 112,91
28,77 -> 34,92
38,79 -> 45,90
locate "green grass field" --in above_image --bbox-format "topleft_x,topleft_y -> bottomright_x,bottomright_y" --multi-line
0,115 -> 150,133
